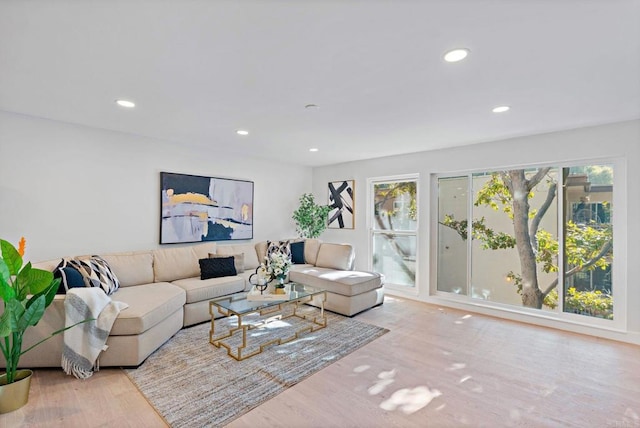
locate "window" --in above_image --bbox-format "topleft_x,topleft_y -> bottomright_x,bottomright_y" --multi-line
437,176 -> 468,295
562,165 -> 614,319
369,175 -> 418,290
435,162 -> 618,326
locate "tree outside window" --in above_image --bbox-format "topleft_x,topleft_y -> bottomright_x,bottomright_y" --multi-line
437,164 -> 613,320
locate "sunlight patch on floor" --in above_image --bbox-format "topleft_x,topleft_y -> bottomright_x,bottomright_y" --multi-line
368,369 -> 396,395
379,386 -> 442,414
454,313 -> 473,324
445,362 -> 467,371
459,375 -> 472,383
351,366 -> 443,415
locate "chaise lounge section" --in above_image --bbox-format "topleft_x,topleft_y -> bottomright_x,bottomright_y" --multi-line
256,240 -> 384,316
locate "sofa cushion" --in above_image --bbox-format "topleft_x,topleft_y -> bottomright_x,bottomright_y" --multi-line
33,258 -> 63,272
209,252 -> 245,273
315,243 -> 354,271
152,246 -> 200,282
304,239 -> 322,265
199,257 -> 237,279
216,244 -> 260,270
100,252 -> 154,287
254,241 -> 268,265
290,267 -> 382,297
109,282 -> 186,336
171,276 -> 246,304
289,264 -> 315,271
191,242 -> 217,260
290,241 -> 305,264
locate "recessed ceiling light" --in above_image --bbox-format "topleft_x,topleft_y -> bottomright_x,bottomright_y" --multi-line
309,148 -> 319,152
115,99 -> 135,108
492,106 -> 510,113
236,130 -> 249,136
443,48 -> 470,62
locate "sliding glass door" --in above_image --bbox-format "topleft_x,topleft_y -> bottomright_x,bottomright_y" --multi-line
435,162 -> 618,326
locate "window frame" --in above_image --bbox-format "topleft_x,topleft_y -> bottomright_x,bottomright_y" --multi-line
367,173 -> 420,295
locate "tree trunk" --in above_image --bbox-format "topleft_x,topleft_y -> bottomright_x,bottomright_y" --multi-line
508,171 -> 544,308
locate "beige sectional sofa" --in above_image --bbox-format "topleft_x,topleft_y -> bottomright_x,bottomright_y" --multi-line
8,239 -> 383,368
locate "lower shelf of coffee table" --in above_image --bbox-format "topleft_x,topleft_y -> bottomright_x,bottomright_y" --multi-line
209,293 -> 327,361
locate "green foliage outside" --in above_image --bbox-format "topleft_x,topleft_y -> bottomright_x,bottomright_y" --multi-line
442,169 -> 613,317
545,288 -> 613,320
292,193 -> 331,239
570,165 -> 613,185
374,181 -> 417,223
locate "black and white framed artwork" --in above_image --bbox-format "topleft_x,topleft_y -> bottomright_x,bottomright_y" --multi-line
328,180 -> 354,229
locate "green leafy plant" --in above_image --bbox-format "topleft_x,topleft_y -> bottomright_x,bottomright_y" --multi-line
544,287 -> 613,319
0,237 -> 88,384
292,193 -> 331,239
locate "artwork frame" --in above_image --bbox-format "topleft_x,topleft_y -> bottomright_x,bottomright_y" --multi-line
328,180 -> 355,229
160,172 -> 254,244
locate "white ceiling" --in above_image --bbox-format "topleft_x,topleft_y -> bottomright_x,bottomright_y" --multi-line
1,1 -> 639,167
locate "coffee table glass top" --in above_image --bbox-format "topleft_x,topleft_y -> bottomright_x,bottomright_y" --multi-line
210,282 -> 325,315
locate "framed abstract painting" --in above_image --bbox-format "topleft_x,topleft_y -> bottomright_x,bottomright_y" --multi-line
328,180 -> 355,229
160,172 -> 254,244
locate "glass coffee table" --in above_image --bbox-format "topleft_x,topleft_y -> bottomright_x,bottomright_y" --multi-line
209,282 -> 327,361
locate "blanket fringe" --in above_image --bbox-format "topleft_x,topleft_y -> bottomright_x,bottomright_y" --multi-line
62,355 -> 96,380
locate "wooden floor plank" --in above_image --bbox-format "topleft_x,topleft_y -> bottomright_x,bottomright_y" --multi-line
2,297 -> 639,427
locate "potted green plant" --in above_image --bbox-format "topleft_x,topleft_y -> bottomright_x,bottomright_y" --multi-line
292,193 -> 332,239
0,237 -> 87,413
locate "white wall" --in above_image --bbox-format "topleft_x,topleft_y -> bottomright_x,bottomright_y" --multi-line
312,120 -> 640,344
0,111 -> 312,261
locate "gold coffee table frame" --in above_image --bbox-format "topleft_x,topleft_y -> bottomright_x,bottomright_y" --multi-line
209,284 -> 327,361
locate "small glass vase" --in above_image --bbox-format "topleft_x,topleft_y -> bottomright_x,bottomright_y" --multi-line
274,275 -> 287,294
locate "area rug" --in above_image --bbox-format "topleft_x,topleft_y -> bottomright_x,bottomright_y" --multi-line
124,309 -> 388,427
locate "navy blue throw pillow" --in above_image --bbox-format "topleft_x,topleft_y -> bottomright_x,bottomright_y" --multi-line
54,266 -> 87,294
290,241 -> 305,264
199,257 -> 237,280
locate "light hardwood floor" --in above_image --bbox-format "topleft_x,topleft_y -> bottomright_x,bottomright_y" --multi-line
2,296 -> 640,427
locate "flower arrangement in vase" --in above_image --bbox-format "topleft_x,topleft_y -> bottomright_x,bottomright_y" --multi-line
257,252 -> 292,294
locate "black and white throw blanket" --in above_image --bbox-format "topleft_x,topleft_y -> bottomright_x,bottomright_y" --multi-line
62,288 -> 128,379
